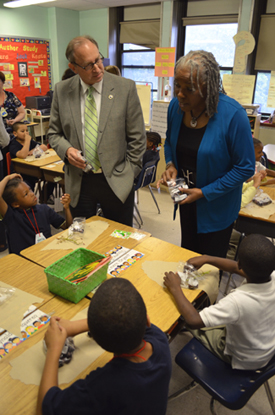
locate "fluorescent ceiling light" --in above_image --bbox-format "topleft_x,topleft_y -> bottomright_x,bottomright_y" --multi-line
4,0 -> 54,7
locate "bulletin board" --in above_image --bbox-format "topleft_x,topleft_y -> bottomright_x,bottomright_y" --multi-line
0,36 -> 51,106
136,84 -> 151,126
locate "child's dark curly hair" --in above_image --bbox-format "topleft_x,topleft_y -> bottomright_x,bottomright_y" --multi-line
2,178 -> 22,205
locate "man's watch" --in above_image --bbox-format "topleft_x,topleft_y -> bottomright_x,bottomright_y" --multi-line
166,161 -> 174,170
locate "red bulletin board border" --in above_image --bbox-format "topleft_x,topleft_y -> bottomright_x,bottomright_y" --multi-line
0,36 -> 51,106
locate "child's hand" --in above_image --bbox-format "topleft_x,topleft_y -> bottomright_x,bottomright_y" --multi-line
44,316 -> 67,355
61,193 -> 71,210
163,271 -> 181,293
253,171 -> 263,187
28,150 -> 34,156
8,173 -> 22,181
40,144 -> 48,152
187,255 -> 208,270
260,170 -> 267,180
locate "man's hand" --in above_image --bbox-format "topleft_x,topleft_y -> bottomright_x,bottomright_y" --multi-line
44,316 -> 67,356
66,147 -> 86,169
163,271 -> 182,293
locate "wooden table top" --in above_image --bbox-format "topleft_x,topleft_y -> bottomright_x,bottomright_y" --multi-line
12,149 -> 61,167
239,180 -> 275,222
40,160 -> 65,174
123,236 -> 202,330
0,254 -> 53,304
1,235 -> 212,415
20,216 -> 151,268
0,237 -> 204,415
0,295 -> 92,415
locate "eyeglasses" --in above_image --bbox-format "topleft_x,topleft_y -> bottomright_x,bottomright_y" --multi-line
73,53 -> 104,71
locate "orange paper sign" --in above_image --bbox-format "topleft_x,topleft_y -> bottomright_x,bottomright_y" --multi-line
155,47 -> 176,77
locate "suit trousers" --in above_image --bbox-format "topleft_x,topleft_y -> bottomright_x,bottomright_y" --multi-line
70,173 -> 134,226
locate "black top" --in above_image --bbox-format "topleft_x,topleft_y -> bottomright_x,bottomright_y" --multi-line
176,122 -> 207,187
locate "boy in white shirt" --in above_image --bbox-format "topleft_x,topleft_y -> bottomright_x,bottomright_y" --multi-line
254,138 -> 275,185
164,234 -> 275,370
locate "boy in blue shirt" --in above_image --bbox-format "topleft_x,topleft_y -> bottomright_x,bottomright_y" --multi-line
0,173 -> 72,254
37,278 -> 172,415
9,122 -> 48,191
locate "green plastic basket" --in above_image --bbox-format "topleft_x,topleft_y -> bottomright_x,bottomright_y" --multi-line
44,248 -> 107,303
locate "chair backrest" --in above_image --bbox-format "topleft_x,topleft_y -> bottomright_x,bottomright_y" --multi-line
6,152 -> 11,175
134,152 -> 160,191
175,337 -> 275,410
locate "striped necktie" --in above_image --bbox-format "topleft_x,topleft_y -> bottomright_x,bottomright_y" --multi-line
84,86 -> 100,170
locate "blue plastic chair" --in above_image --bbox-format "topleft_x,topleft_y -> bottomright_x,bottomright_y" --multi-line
169,338 -> 275,415
133,153 -> 160,228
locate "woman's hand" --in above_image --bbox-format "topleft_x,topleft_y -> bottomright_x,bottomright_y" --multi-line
157,165 -> 178,188
178,187 -> 204,204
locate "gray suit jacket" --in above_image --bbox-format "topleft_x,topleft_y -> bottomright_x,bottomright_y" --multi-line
48,72 -> 146,207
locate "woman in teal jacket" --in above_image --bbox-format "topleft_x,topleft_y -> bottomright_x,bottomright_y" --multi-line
160,50 -> 255,257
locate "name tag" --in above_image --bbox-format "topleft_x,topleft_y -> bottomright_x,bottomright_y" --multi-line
35,233 -> 46,244
1,108 -> 7,117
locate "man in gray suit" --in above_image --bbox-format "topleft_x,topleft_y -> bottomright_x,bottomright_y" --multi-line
48,35 -> 146,226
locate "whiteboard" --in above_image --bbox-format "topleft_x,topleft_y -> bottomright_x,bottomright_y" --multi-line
136,84 -> 151,126
151,100 -> 169,138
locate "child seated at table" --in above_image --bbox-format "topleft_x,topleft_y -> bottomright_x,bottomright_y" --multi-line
10,122 -> 56,203
0,173 -> 72,255
163,234 -> 275,370
254,137 -> 275,185
9,122 -> 48,192
143,131 -> 161,166
37,278 -> 172,415
241,170 -> 266,208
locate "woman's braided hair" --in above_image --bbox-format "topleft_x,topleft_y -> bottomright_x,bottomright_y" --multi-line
175,50 -> 226,118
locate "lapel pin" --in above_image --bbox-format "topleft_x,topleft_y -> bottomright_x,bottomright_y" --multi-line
108,95 -> 113,100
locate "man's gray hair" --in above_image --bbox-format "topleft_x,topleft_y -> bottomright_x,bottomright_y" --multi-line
66,35 -> 99,63
175,50 -> 226,118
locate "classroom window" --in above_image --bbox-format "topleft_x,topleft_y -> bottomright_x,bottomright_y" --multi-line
184,23 -> 238,78
121,43 -> 158,101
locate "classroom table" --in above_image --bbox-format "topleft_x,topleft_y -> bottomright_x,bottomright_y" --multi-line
1,236 -> 214,415
0,254 -> 53,304
20,216 -> 151,268
0,295 -> 91,415
11,149 -> 61,203
11,148 -> 61,179
236,183 -> 275,238
40,160 -> 65,202
40,160 -> 65,185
